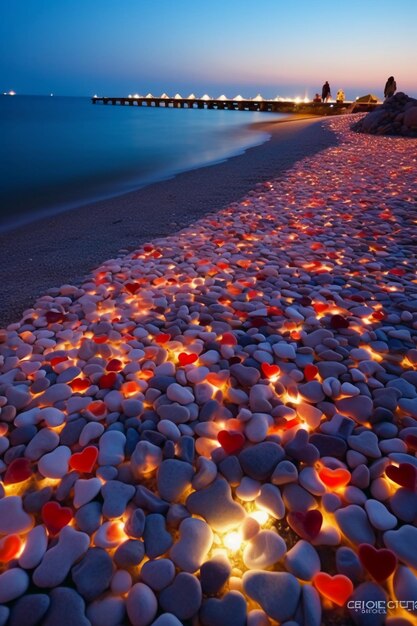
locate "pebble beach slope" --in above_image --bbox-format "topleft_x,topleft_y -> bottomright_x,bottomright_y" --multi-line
0,115 -> 417,626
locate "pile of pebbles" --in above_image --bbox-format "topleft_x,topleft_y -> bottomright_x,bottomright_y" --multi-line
1,115 -> 417,626
352,92 -> 417,137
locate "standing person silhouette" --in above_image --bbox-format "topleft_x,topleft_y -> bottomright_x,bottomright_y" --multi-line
384,76 -> 397,99
322,81 -> 331,103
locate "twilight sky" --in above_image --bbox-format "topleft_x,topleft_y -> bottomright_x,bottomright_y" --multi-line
1,0 -> 416,100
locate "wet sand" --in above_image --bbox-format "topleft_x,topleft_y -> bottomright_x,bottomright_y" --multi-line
0,115 -> 336,327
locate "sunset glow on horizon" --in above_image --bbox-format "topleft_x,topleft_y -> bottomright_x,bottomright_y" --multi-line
1,0 -> 416,101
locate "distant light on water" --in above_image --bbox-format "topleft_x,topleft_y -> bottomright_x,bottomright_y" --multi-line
3,90 -> 16,96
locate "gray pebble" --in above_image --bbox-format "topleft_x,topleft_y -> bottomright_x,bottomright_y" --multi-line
239,442 -> 284,480
390,489 -> 417,522
200,591 -> 247,626
219,455 -> 243,486
141,558 -> 175,591
75,501 -> 102,534
86,597 -> 126,626
114,539 -> 145,568
124,507 -> 146,538
335,505 -> 376,545
144,513 -> 173,558
101,480 -> 135,518
200,554 -> 232,596
384,525 -> 417,568
284,540 -> 321,580
159,572 -> 202,621
336,546 -> 364,582
8,594 -> 50,626
72,547 -> 114,601
243,571 -> 301,623
157,459 -> 194,502
186,477 -> 245,531
33,526 -> 90,588
43,587 -> 90,626
301,584 -> 321,626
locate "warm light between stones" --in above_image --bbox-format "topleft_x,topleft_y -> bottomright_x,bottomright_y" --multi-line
249,510 -> 269,526
223,531 -> 243,552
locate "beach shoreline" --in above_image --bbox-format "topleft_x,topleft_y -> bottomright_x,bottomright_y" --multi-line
0,115 -> 336,327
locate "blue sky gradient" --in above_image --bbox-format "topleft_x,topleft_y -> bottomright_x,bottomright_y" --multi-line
1,0 -> 416,100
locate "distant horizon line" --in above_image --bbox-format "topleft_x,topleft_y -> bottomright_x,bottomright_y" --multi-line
2,87 -> 416,100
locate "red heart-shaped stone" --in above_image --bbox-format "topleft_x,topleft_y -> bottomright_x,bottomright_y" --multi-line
69,377 -> 90,392
217,430 -> 245,455
385,463 -> 417,491
261,363 -> 280,378
42,502 -> 73,535
86,401 -> 107,419
405,434 -> 417,452
221,332 -> 237,346
0,535 -> 23,562
319,466 -> 351,490
372,310 -> 385,321
155,333 -> 171,344
304,364 -> 318,381
358,544 -> 397,582
330,314 -> 349,330
106,359 -> 123,372
313,572 -> 353,607
287,509 -> 323,540
69,446 -> 98,473
50,356 -> 69,369
3,458 -> 32,485
98,372 -> 117,389
389,267 -> 406,276
46,310 -> 66,324
125,282 -> 141,295
313,302 -> 328,314
178,352 -> 198,366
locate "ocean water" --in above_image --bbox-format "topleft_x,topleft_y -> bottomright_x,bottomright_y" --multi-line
0,96 -> 285,231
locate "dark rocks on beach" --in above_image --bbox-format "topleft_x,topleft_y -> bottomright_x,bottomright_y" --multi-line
352,92 -> 417,137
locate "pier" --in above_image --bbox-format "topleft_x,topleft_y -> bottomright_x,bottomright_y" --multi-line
91,94 -> 379,115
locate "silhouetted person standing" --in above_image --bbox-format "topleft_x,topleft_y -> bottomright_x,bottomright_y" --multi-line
384,76 -> 396,99
322,81 -> 331,102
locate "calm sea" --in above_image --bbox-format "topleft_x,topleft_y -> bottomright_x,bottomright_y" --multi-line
0,96 -> 285,231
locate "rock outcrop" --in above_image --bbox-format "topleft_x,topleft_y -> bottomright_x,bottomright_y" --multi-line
352,92 -> 417,137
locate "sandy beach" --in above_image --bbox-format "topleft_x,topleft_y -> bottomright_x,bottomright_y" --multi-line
0,116 -> 335,327
1,113 -> 417,625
